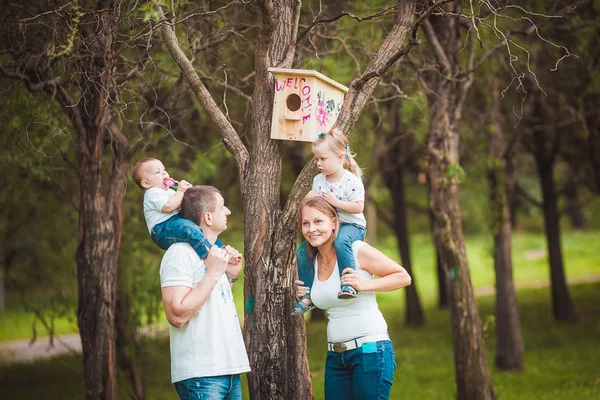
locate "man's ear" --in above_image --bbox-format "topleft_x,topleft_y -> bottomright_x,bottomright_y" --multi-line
202,211 -> 213,226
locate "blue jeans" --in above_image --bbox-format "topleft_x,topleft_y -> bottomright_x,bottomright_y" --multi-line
324,340 -> 396,400
174,375 -> 241,400
151,214 -> 224,259
297,223 -> 366,290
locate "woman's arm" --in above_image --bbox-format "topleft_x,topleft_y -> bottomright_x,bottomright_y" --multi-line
340,244 -> 411,292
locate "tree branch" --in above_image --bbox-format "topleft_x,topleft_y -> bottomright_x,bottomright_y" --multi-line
422,19 -> 452,72
296,4 -> 401,44
157,6 -> 249,177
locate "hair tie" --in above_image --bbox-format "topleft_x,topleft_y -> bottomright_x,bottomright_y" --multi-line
318,132 -> 326,139
345,143 -> 350,159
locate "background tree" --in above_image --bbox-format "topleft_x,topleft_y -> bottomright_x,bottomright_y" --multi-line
486,73 -> 525,370
0,1 -> 174,397
378,95 -> 425,327
418,5 -> 495,396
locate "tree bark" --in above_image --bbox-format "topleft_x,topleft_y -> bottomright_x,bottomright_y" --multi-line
487,78 -> 524,370
531,97 -> 577,322
422,8 -> 495,399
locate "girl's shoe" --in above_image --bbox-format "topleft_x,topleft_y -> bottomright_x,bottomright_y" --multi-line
337,285 -> 358,299
291,298 -> 315,316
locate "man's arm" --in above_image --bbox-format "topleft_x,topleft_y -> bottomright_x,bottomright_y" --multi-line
161,246 -> 230,328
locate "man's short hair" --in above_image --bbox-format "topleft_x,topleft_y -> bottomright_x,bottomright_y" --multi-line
180,186 -> 221,226
131,158 -> 158,190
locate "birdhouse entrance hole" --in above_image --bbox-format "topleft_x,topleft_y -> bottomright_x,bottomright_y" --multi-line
286,93 -> 302,112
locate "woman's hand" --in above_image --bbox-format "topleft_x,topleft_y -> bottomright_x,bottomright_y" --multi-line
340,268 -> 365,291
294,280 -> 310,299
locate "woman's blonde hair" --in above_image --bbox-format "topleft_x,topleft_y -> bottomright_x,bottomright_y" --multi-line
298,196 -> 340,261
312,128 -> 363,180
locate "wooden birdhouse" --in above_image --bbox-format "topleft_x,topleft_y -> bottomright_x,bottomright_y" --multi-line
268,67 -> 348,142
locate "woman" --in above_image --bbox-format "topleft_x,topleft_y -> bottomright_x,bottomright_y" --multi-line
295,196 -> 411,400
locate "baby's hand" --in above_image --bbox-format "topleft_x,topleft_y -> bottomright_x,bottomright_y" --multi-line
224,245 -> 243,266
177,180 -> 193,193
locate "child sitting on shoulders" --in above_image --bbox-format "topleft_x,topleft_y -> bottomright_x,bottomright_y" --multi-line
132,158 -> 241,272
292,129 -> 367,315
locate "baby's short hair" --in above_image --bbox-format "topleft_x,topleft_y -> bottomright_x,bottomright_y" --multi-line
132,158 -> 158,190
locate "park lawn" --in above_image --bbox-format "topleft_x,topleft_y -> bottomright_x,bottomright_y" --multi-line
0,296 -> 78,343
0,281 -> 598,399
0,229 -> 599,342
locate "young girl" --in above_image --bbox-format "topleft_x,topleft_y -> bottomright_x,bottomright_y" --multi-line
292,128 -> 367,315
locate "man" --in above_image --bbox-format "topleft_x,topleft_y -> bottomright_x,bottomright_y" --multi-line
160,185 -> 250,400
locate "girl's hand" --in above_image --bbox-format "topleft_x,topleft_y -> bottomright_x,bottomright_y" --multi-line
321,192 -> 339,207
294,280 -> 310,299
340,268 -> 364,291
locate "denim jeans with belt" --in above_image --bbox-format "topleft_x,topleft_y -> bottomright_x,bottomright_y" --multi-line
151,214 -> 224,258
296,223 -> 366,290
174,374 -> 241,400
324,340 -> 396,400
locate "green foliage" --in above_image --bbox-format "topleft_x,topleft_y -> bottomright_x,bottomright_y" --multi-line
0,84 -> 78,340
139,0 -> 169,23
446,162 -> 466,183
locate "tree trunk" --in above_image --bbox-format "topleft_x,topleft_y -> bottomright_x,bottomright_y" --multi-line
532,107 -> 577,322
365,200 -> 378,245
0,239 -> 4,312
116,268 -> 146,400
430,198 -> 448,309
379,97 -> 424,326
389,169 -> 424,326
423,10 -> 495,399
241,3 -> 314,399
487,79 -> 524,370
564,182 -> 589,230
160,2 -> 420,398
76,156 -> 119,400
427,99 -> 495,400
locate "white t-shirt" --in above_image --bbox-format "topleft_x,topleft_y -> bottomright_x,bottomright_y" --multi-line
312,170 -> 366,227
160,243 -> 250,383
144,187 -> 179,233
310,241 -> 388,343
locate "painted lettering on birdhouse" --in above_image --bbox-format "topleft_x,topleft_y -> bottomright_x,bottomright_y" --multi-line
268,68 -> 348,142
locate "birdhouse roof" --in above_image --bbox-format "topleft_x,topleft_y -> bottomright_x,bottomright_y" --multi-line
268,67 -> 349,93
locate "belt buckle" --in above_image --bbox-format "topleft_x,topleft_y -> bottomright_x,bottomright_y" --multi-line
332,342 -> 347,353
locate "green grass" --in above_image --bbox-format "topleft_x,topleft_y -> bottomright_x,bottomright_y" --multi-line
1,229 -> 599,399
2,230 -> 598,342
1,281 -> 598,399
0,297 -> 78,342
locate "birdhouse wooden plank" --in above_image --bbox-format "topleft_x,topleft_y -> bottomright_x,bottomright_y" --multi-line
268,67 -> 348,142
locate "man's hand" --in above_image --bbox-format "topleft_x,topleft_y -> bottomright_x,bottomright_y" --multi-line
204,245 -> 230,278
176,179 -> 193,193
